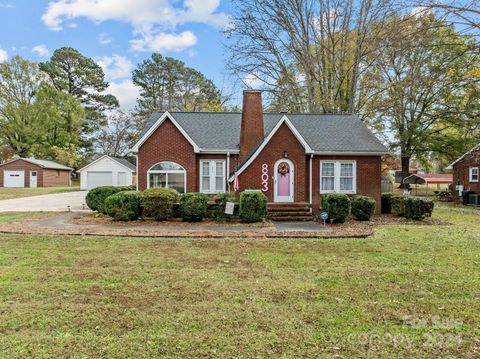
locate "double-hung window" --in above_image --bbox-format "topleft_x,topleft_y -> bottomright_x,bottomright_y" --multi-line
470,167 -> 479,182
320,161 -> 356,194
200,160 -> 226,193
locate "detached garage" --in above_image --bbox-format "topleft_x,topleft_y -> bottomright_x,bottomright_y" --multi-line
79,155 -> 136,190
0,157 -> 72,188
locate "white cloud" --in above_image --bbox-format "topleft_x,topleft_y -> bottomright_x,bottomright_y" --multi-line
106,79 -> 140,110
244,73 -> 264,88
0,48 -> 8,63
98,32 -> 112,45
41,0 -> 229,52
95,55 -> 133,80
32,44 -> 50,57
0,3 -> 14,9
130,30 -> 197,52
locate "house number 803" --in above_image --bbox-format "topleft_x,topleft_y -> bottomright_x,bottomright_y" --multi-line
261,164 -> 269,192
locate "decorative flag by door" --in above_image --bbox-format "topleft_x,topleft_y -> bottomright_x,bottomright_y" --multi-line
233,170 -> 239,191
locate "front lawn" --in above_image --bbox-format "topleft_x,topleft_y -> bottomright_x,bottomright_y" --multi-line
0,204 -> 479,357
0,186 -> 80,201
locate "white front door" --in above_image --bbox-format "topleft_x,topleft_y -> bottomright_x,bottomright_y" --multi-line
274,159 -> 294,202
30,171 -> 38,188
4,170 -> 25,188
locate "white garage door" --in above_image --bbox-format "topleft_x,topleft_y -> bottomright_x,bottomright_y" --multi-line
87,171 -> 113,190
4,170 -> 25,188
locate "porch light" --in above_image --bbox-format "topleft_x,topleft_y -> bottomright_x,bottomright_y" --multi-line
284,151 -> 288,158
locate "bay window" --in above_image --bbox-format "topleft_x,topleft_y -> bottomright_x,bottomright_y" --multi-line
320,161 -> 356,194
200,160 -> 226,193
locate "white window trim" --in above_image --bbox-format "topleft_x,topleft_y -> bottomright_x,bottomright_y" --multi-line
469,167 -> 479,182
320,160 -> 357,194
200,159 -> 226,194
147,162 -> 187,193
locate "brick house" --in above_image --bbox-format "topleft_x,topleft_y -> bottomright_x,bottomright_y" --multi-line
0,157 -> 72,188
447,144 -> 480,197
132,91 -> 387,213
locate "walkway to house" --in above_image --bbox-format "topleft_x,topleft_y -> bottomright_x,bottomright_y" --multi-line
0,212 -> 374,239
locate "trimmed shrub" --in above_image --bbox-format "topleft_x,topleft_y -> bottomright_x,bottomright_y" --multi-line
85,186 -> 128,214
321,193 -> 351,223
404,197 -> 435,220
239,191 -> 267,223
433,190 -> 453,202
391,195 -> 406,216
141,188 -> 179,221
351,195 -> 376,221
381,193 -> 397,214
213,191 -> 236,221
104,191 -> 142,221
179,193 -> 209,222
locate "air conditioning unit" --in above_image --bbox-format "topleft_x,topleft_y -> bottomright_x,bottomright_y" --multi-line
468,194 -> 480,206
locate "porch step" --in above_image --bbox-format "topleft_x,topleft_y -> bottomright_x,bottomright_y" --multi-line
268,215 -> 314,222
267,203 -> 314,221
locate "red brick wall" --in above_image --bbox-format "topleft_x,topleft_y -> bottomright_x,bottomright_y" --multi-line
237,122 -> 308,202
0,159 -> 70,187
42,169 -> 71,187
452,153 -> 480,194
137,117 -> 197,191
312,155 -> 382,213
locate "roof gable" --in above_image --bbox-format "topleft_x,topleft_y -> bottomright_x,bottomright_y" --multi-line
446,144 -> 480,170
229,115 -> 312,180
132,111 -> 200,153
78,155 -> 136,172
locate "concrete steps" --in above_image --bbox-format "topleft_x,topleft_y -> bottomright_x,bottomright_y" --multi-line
267,203 -> 314,221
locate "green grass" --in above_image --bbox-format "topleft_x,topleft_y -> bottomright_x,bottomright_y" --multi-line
0,186 -> 80,200
0,204 -> 479,358
0,212 -> 45,223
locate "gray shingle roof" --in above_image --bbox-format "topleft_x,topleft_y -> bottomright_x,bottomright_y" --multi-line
111,157 -> 136,171
23,158 -> 72,170
139,111 -> 387,154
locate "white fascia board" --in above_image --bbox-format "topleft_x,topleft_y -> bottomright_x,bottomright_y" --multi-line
228,115 -> 311,181
447,143 -> 480,169
131,111 -> 200,153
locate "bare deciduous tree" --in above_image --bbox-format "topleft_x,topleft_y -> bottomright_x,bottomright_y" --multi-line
225,0 -> 397,113
94,110 -> 136,158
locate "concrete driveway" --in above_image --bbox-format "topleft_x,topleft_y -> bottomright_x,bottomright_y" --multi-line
0,191 -> 89,212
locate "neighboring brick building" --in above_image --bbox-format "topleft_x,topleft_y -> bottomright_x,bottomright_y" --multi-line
0,157 -> 72,188
447,144 -> 480,198
132,90 -> 388,213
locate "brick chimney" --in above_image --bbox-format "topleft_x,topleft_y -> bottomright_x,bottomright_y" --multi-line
239,90 -> 264,162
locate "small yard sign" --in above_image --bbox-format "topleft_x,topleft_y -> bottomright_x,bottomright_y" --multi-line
320,211 -> 328,226
225,202 -> 235,215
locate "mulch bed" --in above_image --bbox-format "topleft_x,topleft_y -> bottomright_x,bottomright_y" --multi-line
67,213 -> 274,227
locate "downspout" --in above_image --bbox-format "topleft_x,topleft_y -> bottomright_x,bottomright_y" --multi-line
309,153 -> 313,212
226,152 -> 230,192
135,154 -> 139,191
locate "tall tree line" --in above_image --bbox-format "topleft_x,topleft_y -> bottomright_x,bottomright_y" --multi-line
226,0 -> 480,180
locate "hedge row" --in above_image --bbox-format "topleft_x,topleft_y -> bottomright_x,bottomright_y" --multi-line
86,187 -> 267,223
321,193 -> 376,222
381,193 -> 434,220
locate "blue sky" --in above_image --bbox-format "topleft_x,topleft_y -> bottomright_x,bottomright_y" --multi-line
0,0 -> 239,109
